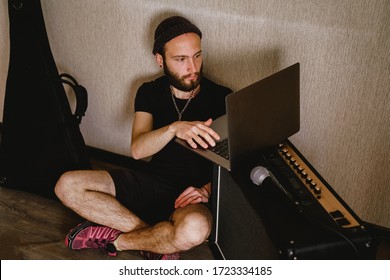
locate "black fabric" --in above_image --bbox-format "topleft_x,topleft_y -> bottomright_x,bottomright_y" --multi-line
134,76 -> 232,192
153,16 -> 202,55
109,169 -> 179,225
0,0 -> 90,199
110,76 -> 231,225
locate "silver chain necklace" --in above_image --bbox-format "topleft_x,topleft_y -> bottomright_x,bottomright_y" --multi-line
170,86 -> 196,121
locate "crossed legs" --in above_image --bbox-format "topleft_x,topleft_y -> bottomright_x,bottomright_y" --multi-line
54,170 -> 212,254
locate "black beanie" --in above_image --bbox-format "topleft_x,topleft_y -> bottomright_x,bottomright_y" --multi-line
153,16 -> 202,55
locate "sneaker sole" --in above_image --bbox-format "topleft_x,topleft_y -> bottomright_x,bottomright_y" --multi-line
65,221 -> 96,249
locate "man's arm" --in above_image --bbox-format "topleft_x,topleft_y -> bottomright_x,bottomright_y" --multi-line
131,111 -> 220,160
131,111 -> 174,159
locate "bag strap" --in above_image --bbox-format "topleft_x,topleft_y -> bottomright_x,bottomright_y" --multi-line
59,73 -> 88,123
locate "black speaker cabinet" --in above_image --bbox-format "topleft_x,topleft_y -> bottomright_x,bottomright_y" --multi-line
208,142 -> 377,260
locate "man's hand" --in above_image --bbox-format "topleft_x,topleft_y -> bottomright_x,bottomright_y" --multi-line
173,118 -> 220,149
174,183 -> 211,209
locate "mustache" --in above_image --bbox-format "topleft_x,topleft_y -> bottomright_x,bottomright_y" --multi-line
182,73 -> 200,79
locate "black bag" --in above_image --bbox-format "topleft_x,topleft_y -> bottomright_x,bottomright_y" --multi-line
0,0 -> 91,199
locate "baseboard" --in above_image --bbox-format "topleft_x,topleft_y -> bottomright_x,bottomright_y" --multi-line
0,121 -> 145,170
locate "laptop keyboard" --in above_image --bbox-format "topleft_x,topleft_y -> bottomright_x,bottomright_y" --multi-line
208,138 -> 230,159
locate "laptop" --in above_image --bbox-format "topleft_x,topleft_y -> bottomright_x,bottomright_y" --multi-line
175,62 -> 300,171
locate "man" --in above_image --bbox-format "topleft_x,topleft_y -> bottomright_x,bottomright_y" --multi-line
55,16 -> 231,260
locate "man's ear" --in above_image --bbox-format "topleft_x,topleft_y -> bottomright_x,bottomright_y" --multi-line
156,53 -> 163,68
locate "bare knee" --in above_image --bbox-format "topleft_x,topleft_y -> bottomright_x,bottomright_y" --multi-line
55,170 -> 115,208
54,171 -> 82,207
172,205 -> 212,251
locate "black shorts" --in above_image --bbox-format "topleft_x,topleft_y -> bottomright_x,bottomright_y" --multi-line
108,169 -> 180,225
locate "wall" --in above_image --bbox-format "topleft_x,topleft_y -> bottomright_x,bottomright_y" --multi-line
0,0 -> 389,228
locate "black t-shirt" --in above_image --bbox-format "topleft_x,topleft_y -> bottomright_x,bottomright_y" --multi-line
134,75 -> 232,191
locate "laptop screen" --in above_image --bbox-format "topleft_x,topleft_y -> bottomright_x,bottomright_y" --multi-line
227,63 -> 300,170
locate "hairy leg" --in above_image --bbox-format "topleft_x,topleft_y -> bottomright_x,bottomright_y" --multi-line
55,170 -> 147,232
114,204 -> 212,254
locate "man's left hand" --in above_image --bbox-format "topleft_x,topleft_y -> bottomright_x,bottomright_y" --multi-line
174,183 -> 211,208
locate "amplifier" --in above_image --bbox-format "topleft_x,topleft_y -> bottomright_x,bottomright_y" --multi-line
209,140 -> 377,259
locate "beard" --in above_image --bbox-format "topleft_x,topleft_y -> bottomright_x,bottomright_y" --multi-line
163,62 -> 203,92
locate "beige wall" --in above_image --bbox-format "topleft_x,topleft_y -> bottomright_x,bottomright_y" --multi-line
1,0 -> 389,228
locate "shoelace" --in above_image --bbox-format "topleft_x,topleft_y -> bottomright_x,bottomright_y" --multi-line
86,225 -> 119,256
86,238 -> 116,255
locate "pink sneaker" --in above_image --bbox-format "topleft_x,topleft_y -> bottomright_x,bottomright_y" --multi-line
140,250 -> 180,260
65,221 -> 121,256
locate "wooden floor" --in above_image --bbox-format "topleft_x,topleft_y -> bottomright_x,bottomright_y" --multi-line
0,154 -> 389,260
0,185 -> 214,260
1,185 -> 390,260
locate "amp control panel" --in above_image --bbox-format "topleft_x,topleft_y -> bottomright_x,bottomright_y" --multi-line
265,141 -> 360,229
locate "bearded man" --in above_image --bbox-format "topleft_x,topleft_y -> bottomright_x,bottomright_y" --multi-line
55,16 -> 231,260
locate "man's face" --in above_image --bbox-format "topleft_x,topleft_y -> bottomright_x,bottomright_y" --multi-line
162,33 -> 203,92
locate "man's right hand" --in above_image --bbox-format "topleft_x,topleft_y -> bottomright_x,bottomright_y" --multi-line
172,118 -> 220,149
132,112 -> 219,159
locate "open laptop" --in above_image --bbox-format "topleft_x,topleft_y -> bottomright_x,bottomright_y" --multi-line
175,62 -> 300,171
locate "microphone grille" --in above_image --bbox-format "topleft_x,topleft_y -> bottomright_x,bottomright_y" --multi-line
250,166 -> 270,186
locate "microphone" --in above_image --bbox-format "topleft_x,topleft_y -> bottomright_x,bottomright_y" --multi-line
250,165 -> 295,201
250,166 -> 272,186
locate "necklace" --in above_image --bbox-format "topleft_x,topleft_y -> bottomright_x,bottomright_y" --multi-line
170,86 -> 197,121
